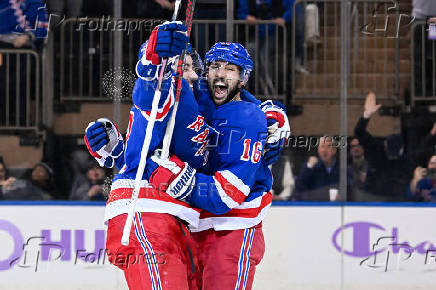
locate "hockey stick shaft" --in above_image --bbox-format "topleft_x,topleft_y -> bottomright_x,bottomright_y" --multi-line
161,0 -> 197,159
121,0 -> 182,246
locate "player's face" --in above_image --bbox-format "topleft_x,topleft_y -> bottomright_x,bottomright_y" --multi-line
207,61 -> 243,106
183,54 -> 198,88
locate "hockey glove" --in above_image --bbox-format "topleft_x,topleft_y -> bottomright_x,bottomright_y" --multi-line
147,21 -> 188,65
84,118 -> 124,168
260,100 -> 291,165
148,154 -> 196,201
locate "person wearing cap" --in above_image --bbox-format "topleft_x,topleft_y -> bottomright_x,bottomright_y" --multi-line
1,162 -> 56,200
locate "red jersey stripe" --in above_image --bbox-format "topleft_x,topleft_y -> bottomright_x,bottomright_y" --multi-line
199,192 -> 272,219
214,171 -> 247,204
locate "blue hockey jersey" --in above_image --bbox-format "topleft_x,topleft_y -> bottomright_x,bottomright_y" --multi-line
105,46 -> 214,226
0,0 -> 48,39
105,42 -> 273,231
189,81 -> 274,231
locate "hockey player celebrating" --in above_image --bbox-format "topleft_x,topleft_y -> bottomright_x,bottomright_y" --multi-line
86,23 -> 212,290
85,22 -> 290,290
150,42 -> 280,290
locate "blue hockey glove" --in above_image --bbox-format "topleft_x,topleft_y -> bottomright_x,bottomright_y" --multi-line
84,118 -> 124,168
146,21 -> 188,65
156,21 -> 188,58
260,100 -> 291,165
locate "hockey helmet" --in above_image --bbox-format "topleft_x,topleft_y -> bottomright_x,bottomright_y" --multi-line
204,42 -> 254,82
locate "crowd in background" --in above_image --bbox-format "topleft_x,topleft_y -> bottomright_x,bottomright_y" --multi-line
3,90 -> 436,202
0,153 -> 109,201
271,91 -> 436,203
1,1 -> 436,202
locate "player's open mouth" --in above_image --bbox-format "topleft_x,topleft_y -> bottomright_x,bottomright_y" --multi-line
214,82 -> 228,100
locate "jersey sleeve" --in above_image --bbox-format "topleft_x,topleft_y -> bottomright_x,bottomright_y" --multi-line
121,61 -> 212,176
120,47 -> 177,177
187,102 -> 268,214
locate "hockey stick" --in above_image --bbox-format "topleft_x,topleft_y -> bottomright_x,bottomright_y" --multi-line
160,0 -> 197,159
121,0 -> 183,246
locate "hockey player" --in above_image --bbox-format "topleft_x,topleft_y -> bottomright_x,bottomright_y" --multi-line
86,23 -> 212,290
85,22 -> 290,290
148,42 -> 281,290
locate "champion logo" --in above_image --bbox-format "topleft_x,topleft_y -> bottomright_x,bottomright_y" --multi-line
331,221 -> 436,258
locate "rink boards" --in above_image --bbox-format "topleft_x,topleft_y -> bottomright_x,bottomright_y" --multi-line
0,202 -> 435,290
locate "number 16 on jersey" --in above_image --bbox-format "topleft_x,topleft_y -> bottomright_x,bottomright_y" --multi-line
240,139 -> 263,163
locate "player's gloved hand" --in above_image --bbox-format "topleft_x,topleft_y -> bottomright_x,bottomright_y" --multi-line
146,21 -> 188,65
148,153 -> 196,200
84,118 -> 124,168
260,100 -> 291,165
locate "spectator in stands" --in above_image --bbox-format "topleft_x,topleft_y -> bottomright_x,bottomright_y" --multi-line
70,150 -> 93,178
354,92 -> 414,201
412,0 -> 436,98
409,155 -> 436,202
192,0 -> 226,56
414,122 -> 436,167
30,162 -> 57,199
237,0 -> 307,72
293,136 -> 347,201
0,0 -> 49,49
70,162 -> 107,201
0,0 -> 49,126
348,137 -> 383,201
348,137 -> 367,200
0,158 -> 16,199
236,0 -> 306,94
47,0 -> 83,18
271,148 -> 294,200
237,0 -> 294,27
1,162 -> 56,200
